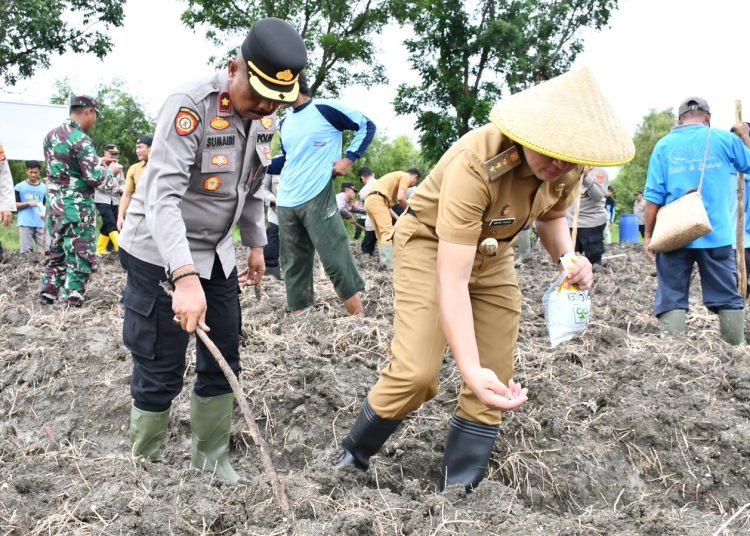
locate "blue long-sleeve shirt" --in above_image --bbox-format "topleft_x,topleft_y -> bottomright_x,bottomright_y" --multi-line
645,124 -> 750,248
269,98 -> 376,208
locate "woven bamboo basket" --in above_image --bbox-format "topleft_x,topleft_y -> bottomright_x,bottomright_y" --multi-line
649,191 -> 712,252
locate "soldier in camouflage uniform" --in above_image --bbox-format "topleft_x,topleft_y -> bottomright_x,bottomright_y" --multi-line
41,95 -> 119,307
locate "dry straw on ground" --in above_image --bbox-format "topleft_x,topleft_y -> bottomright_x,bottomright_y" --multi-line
1,244 -> 749,535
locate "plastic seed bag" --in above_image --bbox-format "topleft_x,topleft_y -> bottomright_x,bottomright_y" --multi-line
542,253 -> 591,347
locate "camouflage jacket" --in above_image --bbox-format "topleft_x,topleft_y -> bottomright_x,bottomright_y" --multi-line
43,119 -> 115,223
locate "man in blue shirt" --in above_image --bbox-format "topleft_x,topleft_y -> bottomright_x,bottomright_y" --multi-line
269,72 -> 376,315
644,97 -> 750,345
15,161 -> 48,254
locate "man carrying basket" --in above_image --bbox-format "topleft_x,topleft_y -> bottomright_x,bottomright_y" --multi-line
644,97 -> 750,345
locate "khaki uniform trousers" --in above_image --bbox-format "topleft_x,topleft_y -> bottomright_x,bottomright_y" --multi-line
368,214 -> 522,426
364,193 -> 394,244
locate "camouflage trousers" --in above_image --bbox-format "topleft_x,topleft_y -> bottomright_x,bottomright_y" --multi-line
41,218 -> 96,306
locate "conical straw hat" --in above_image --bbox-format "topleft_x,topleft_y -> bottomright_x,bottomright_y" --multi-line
490,68 -> 635,167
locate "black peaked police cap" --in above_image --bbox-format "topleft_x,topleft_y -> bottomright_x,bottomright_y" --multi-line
241,18 -> 307,103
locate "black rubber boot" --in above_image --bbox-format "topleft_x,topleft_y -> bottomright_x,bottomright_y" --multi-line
438,414 -> 499,492
334,399 -> 402,471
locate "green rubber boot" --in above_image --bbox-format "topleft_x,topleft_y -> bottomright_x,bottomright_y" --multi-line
378,243 -> 393,269
719,309 -> 745,346
659,310 -> 686,337
129,403 -> 170,460
191,392 -> 240,482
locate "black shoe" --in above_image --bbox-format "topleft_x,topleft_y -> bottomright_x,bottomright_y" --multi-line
438,414 -> 499,492
334,399 -> 402,471
40,295 -> 55,305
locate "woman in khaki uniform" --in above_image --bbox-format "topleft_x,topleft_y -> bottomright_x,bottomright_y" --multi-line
335,68 -> 635,491
364,168 -> 421,267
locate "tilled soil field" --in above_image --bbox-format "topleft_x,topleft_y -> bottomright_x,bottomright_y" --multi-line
1,244 -> 749,535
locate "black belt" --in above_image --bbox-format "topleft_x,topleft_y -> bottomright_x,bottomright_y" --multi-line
367,191 -> 389,201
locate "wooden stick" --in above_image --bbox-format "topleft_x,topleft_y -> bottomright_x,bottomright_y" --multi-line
193,327 -> 292,520
161,284 -> 292,521
735,101 -> 747,298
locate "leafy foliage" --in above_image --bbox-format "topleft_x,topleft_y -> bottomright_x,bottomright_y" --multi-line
611,108 -> 674,215
50,79 -> 155,169
180,0 -> 390,96
0,0 -> 126,86
392,0 -> 619,162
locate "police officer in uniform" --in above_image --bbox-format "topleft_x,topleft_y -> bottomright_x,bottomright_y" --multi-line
119,18 -> 307,481
94,143 -> 125,254
335,68 -> 635,491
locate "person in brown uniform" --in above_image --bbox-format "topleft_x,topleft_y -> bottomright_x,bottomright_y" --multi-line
364,168 -> 421,267
335,68 -> 634,491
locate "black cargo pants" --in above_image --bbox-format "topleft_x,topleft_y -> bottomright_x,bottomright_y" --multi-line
119,249 -> 241,412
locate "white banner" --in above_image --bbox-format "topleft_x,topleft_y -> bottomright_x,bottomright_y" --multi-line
0,101 -> 68,161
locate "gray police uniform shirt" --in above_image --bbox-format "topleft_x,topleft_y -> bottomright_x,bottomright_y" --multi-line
256,173 -> 279,226
120,71 -> 272,278
94,168 -> 125,204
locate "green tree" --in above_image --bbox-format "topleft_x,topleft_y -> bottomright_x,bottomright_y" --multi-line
392,0 -> 618,163
356,135 -> 429,177
50,78 -> 155,168
611,108 -> 675,215
0,0 -> 126,86
180,0 -> 390,96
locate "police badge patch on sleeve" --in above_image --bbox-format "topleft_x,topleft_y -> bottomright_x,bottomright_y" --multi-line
175,107 -> 200,136
0,145 -> 6,162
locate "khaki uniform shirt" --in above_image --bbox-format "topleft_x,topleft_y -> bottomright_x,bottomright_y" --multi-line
120,71 -> 273,278
124,161 -> 147,194
409,124 -> 581,250
372,171 -> 412,205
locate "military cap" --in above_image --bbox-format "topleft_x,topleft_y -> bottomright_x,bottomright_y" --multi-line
136,135 -> 153,146
105,144 -> 120,154
70,94 -> 100,116
241,18 -> 307,103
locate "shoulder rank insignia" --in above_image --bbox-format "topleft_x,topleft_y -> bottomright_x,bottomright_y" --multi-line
175,107 -> 200,136
484,146 -> 521,181
219,92 -> 232,114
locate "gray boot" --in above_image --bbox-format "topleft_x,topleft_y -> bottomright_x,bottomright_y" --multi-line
191,392 -> 240,482
130,403 -> 170,460
659,310 -> 686,337
514,229 -> 531,266
719,309 -> 745,346
266,265 -> 282,280
378,243 -> 394,269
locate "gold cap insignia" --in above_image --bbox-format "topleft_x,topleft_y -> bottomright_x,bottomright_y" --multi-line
276,69 -> 293,82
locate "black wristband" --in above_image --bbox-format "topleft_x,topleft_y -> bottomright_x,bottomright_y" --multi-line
171,271 -> 200,285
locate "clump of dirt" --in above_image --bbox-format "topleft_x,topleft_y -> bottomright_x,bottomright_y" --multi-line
1,244 -> 749,535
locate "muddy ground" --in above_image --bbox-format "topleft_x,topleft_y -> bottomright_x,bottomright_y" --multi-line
1,243 -> 749,535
